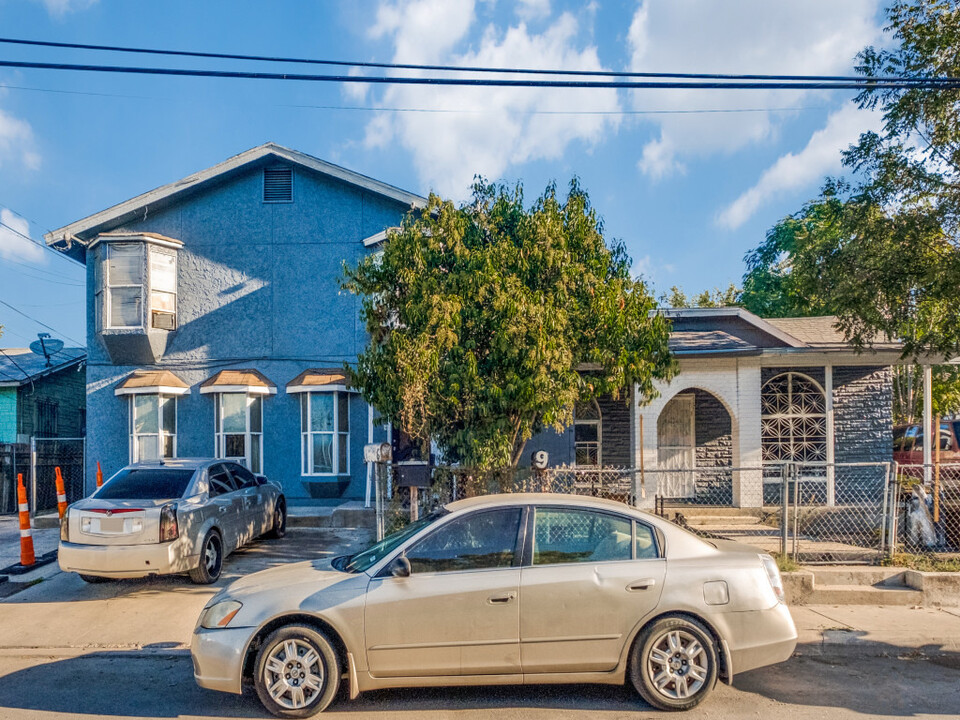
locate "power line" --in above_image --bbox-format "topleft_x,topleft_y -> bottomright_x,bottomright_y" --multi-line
0,213 -> 85,268
0,299 -> 83,346
0,59 -> 958,90
0,83 -> 829,116
0,35 -> 957,85
0,347 -> 32,381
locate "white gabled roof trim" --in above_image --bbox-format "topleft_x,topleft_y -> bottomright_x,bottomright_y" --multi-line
115,385 -> 191,397
198,384 -> 277,395
362,227 -> 400,247
44,143 -> 427,248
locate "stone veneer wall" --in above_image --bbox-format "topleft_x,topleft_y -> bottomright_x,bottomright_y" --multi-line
833,366 -> 893,464
597,393 -> 632,467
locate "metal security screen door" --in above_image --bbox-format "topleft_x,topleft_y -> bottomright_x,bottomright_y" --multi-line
658,394 -> 696,498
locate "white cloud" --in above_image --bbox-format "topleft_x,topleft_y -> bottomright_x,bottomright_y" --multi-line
517,0 -> 550,21
0,209 -> 44,263
363,1 -> 620,196
717,104 -> 881,229
0,108 -> 41,171
627,0 -> 883,179
33,0 -> 98,17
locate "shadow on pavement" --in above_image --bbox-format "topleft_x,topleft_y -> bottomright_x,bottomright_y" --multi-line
0,527 -> 373,605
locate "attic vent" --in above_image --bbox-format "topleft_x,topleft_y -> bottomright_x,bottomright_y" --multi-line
263,166 -> 293,203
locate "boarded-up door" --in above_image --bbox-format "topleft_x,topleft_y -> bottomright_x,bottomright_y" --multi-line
658,395 -> 696,498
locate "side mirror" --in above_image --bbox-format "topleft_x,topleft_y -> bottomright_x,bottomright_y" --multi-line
388,556 -> 411,578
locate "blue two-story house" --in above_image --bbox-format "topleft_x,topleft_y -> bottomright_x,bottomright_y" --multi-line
45,143 -> 425,504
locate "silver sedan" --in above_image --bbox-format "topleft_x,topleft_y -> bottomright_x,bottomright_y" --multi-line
59,458 -> 286,584
191,493 -> 796,716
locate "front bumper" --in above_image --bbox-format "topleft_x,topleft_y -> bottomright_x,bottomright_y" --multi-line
191,626 -> 255,694
58,539 -> 197,578
724,602 -> 798,676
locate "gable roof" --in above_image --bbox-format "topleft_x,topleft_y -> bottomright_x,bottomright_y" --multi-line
664,308 -> 902,357
0,347 -> 85,387
44,143 -> 427,260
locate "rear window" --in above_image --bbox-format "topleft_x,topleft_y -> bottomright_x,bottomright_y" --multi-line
96,468 -> 196,500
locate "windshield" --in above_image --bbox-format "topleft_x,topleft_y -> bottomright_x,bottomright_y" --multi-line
95,468 -> 197,500
343,511 -> 447,573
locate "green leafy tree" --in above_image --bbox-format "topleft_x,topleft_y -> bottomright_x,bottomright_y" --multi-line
343,179 -> 675,469
661,284 -> 740,309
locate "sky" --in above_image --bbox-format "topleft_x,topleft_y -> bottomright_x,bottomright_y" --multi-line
0,0 -> 890,351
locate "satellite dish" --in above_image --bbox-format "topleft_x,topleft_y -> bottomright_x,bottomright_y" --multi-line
29,333 -> 64,367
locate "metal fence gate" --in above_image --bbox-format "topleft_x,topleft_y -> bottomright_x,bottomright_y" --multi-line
30,437 -> 85,516
0,443 -> 31,515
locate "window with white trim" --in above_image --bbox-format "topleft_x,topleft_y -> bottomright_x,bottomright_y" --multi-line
214,393 -> 263,473
301,392 -> 349,475
130,394 -> 177,462
102,242 -> 177,331
574,398 -> 602,467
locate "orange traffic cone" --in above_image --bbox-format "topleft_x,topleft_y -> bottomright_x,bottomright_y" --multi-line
55,466 -> 68,519
17,473 -> 35,567
96,461 -> 104,488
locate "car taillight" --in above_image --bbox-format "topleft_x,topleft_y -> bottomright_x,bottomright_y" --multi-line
60,508 -> 69,542
761,553 -> 785,604
159,503 -> 179,542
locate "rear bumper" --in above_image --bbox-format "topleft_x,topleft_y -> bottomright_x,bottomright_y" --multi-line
725,602 -> 798,676
191,626 -> 254,694
58,538 -> 198,578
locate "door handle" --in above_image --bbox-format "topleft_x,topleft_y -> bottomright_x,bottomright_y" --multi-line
627,578 -> 656,591
488,592 -> 517,604
218,505 -> 227,514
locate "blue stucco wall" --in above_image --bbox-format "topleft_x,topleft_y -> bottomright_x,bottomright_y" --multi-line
84,162 -> 401,501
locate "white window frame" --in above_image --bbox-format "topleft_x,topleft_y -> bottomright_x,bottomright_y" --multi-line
214,393 -> 263,473
129,393 -> 177,463
301,391 -> 350,477
101,241 -> 178,331
574,398 -> 602,467
106,243 -> 144,330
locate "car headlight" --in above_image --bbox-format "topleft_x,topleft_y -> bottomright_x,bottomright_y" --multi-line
200,600 -> 243,629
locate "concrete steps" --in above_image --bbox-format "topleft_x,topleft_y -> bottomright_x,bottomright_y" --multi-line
785,566 -> 926,606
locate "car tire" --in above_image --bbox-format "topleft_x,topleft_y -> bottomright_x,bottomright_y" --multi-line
629,615 -> 719,711
189,530 -> 223,585
254,624 -> 340,718
266,497 -> 287,539
79,574 -> 111,584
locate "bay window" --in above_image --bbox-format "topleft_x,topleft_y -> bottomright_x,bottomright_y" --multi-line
214,393 -> 263,473
301,392 -> 349,476
97,236 -> 179,332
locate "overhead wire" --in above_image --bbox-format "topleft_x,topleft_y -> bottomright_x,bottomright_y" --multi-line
0,298 -> 83,346
0,35 -> 957,85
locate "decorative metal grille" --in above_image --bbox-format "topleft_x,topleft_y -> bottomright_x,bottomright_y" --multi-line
761,372 -> 826,463
574,398 -> 601,466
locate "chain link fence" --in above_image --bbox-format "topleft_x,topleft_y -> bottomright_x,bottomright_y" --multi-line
30,437 -> 85,516
0,443 -> 31,515
890,463 -> 960,561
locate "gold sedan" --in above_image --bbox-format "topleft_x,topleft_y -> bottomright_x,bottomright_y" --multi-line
191,493 -> 796,717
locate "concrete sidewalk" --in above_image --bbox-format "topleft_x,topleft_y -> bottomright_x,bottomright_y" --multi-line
791,604 -> 960,656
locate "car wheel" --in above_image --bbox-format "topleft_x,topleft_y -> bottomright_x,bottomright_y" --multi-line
189,530 -> 223,585
629,616 -> 719,711
79,574 -> 111,584
254,624 -> 340,718
266,497 -> 287,539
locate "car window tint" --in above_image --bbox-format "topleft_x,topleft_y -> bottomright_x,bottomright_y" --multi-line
635,523 -> 659,560
208,464 -> 237,497
229,463 -> 258,489
96,468 -> 196,500
533,508 -> 632,565
405,508 -> 522,574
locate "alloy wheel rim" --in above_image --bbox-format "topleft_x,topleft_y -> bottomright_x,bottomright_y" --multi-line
263,638 -> 324,710
646,629 -> 709,700
205,537 -> 221,573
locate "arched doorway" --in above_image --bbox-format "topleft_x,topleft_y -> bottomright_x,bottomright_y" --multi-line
658,389 -> 734,503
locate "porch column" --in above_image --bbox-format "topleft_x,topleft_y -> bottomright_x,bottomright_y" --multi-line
923,364 -> 933,485
825,365 -> 835,506
635,381 -> 658,509
364,403 -> 374,508
734,362 -> 763,508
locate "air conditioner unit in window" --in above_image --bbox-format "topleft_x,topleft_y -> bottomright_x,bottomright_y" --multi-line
152,311 -> 176,330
